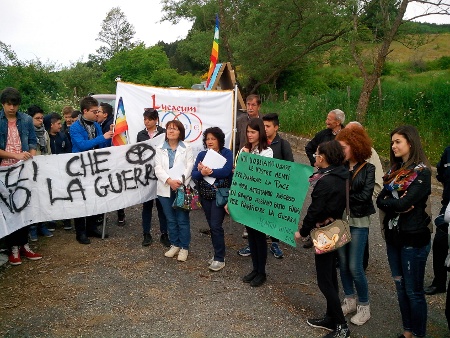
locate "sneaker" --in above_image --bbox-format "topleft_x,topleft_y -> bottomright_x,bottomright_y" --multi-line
242,270 -> 258,283
250,273 -> 266,287
177,249 -> 189,262
46,222 -> 56,232
118,213 -> 125,226
341,297 -> 357,316
323,323 -> 350,338
165,245 -> 180,258
142,233 -> 153,246
307,317 -> 335,331
160,233 -> 171,247
29,226 -> 38,242
237,245 -> 251,257
270,242 -> 283,259
20,244 -> 42,260
209,260 -> 225,271
63,220 -> 73,230
242,229 -> 248,239
350,304 -> 371,325
302,236 -> 314,249
8,246 -> 21,265
39,224 -> 53,238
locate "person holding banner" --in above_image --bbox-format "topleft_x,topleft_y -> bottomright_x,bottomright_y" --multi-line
233,118 -> 273,287
335,127 -> 375,326
295,140 -> 350,338
70,96 -> 113,245
192,127 -> 233,271
137,108 -> 169,247
155,120 -> 194,262
0,87 -> 42,265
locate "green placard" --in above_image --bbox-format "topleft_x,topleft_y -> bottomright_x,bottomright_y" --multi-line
228,152 -> 313,247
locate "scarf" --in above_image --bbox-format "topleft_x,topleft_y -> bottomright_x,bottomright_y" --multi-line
35,125 -> 48,154
308,168 -> 334,188
383,162 -> 427,229
79,116 -> 97,140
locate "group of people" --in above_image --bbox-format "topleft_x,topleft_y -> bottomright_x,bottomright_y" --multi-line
1,86 -> 449,337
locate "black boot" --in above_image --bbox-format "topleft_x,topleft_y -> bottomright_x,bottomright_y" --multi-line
75,218 -> 90,244
142,233 -> 153,246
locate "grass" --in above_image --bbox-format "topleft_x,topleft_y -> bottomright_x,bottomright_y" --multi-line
262,69 -> 450,165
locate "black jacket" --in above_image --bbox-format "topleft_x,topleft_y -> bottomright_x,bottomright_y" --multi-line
269,134 -> 294,162
376,165 -> 431,247
100,114 -> 114,134
300,165 -> 349,237
49,132 -> 71,154
349,162 -> 376,218
437,145 -> 450,206
136,126 -> 166,142
305,128 -> 336,166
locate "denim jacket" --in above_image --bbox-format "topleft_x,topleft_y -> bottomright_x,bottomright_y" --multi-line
0,109 -> 37,152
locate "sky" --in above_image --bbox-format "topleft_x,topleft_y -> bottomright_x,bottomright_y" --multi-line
0,0 -> 449,68
0,0 -> 193,67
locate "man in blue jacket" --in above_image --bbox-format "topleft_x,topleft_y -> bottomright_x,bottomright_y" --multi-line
0,87 -> 42,265
70,96 -> 113,244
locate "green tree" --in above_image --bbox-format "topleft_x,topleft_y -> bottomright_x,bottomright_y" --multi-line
96,7 -> 137,60
161,0 -> 350,94
350,0 -> 450,123
102,44 -> 171,87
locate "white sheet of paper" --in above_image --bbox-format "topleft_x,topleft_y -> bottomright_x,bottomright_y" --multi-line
202,149 -> 227,185
169,162 -> 185,182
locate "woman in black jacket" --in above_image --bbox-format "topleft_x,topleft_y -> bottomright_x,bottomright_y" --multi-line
376,125 -> 431,338
335,127 -> 375,326
295,140 -> 350,338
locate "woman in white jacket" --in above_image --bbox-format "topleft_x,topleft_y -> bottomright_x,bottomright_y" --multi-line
155,120 -> 194,262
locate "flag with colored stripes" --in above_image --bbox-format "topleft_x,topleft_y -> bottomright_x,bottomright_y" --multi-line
112,96 -> 128,146
206,14 -> 219,88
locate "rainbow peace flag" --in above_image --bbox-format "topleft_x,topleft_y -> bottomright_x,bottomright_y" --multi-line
112,96 -> 128,146
206,14 -> 219,88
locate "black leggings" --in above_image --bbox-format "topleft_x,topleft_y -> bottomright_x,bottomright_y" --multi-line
315,251 -> 346,324
247,226 -> 267,274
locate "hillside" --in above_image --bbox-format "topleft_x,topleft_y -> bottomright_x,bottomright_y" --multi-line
386,33 -> 450,62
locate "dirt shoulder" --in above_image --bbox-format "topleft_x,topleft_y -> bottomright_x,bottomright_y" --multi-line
0,140 -> 448,338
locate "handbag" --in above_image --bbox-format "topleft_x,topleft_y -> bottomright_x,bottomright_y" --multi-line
172,175 -> 202,211
310,179 -> 352,254
216,187 -> 230,207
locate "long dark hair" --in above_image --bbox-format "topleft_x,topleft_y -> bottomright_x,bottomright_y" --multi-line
244,118 -> 268,153
389,125 -> 429,169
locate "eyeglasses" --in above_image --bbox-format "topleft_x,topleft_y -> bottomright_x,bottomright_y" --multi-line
88,109 -> 99,114
33,116 -> 44,120
167,127 -> 179,131
312,154 -> 322,159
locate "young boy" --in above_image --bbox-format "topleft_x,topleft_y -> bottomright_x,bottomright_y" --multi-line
27,105 -> 54,240
0,87 -> 42,265
70,96 -> 113,244
237,113 -> 294,259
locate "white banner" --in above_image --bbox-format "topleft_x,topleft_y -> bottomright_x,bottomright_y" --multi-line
0,140 -> 160,239
115,82 -> 234,156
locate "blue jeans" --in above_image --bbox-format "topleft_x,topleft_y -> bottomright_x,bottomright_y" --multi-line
158,192 -> 191,249
201,198 -> 226,262
142,198 -> 167,235
386,242 -> 431,337
337,226 -> 369,303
